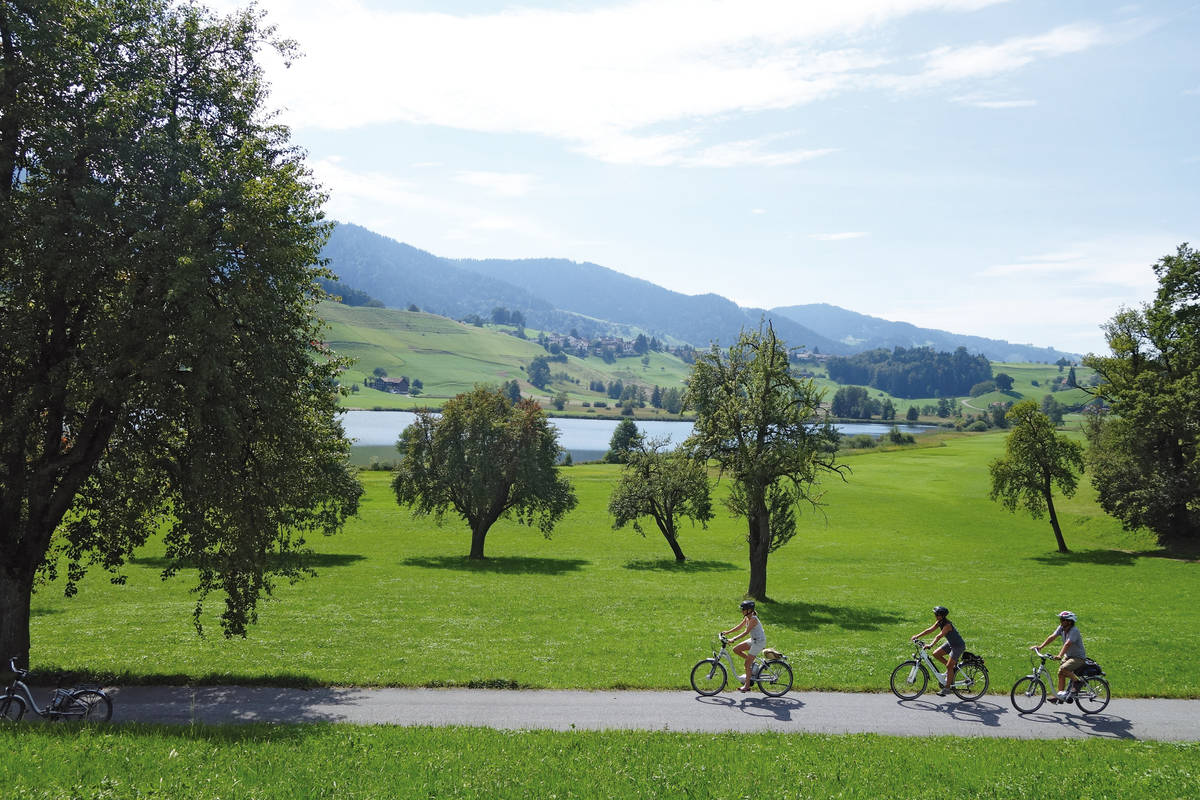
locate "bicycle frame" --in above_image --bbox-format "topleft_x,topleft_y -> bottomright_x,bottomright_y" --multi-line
4,678 -> 58,718
908,641 -> 966,688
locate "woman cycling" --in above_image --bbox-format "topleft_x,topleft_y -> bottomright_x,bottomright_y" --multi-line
722,600 -> 766,692
911,606 -> 965,697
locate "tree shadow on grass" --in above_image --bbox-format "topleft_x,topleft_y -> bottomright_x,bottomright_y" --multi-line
400,555 -> 589,575
767,600 -> 905,633
623,558 -> 738,572
1030,549 -> 1151,568
129,553 -> 366,570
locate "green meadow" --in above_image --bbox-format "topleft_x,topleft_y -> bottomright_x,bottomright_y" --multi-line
1,725 -> 1197,800
29,430 -> 1198,697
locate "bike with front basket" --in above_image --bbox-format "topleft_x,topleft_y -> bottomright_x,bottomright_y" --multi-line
889,639 -> 989,701
691,635 -> 793,697
1,657 -> 112,723
1010,649 -> 1110,714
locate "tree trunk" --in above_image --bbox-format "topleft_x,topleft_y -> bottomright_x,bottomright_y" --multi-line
746,503 -> 771,600
1044,486 -> 1069,553
660,527 -> 686,562
0,568 -> 33,670
468,520 -> 489,560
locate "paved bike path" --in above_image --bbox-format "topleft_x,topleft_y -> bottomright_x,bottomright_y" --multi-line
85,686 -> 1200,741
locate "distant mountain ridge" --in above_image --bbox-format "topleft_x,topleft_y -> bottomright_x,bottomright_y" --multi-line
770,304 -> 1075,363
320,223 -> 1077,362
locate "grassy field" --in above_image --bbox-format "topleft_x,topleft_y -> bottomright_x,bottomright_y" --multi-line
1,725 -> 1196,799
320,302 -> 693,415
28,430 -> 1198,697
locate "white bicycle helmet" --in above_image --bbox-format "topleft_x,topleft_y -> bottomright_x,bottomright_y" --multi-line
1057,610 -> 1077,622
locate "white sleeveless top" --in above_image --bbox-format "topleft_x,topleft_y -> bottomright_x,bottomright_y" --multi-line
748,614 -> 766,646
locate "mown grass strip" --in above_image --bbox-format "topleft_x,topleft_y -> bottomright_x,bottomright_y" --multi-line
1,724 -> 1196,800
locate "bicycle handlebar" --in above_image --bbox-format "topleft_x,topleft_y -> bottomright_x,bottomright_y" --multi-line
6,656 -> 27,677
1030,649 -> 1059,660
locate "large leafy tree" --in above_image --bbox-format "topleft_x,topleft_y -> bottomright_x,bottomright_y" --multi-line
608,438 -> 713,562
1082,244 -> 1200,547
988,400 -> 1085,553
684,324 -> 844,599
0,0 -> 363,665
392,387 -> 578,559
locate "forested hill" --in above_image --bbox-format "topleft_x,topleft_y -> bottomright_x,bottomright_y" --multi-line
771,303 -> 1076,363
320,223 -> 1076,360
322,223 -> 841,351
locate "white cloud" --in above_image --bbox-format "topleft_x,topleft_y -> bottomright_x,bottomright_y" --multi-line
454,171 -> 537,197
810,231 -> 869,240
205,0 -> 1122,167
952,95 -> 1037,108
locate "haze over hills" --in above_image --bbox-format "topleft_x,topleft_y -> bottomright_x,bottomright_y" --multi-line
321,223 -> 1078,363
771,304 -> 1078,363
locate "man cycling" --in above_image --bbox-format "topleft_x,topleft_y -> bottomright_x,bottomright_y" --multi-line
1033,610 -> 1086,702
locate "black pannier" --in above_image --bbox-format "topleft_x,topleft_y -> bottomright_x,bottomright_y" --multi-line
961,651 -> 986,667
1078,658 -> 1103,677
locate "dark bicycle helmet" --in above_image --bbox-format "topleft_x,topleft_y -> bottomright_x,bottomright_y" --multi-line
740,600 -> 756,611
933,606 -> 949,617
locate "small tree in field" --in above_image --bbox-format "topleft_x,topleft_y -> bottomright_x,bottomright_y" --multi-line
608,439 -> 713,562
604,418 -> 643,463
685,323 -> 845,599
989,400 -> 1085,553
392,387 -> 577,559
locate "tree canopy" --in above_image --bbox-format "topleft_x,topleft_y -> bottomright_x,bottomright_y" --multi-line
608,438 -> 712,562
684,323 -> 844,599
988,401 -> 1085,553
392,387 -> 578,559
604,418 -> 642,464
0,0 -> 363,664
1083,244 -> 1200,547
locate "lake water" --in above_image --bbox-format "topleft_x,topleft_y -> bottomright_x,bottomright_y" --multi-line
341,409 -> 933,464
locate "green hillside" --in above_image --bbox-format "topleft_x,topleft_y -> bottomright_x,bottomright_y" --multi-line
320,302 -> 693,416
321,303 -> 1097,424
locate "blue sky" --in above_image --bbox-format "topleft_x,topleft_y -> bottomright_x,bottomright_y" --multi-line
213,0 -> 1198,355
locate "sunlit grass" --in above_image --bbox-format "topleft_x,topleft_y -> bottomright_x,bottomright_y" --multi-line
29,430 -> 1198,696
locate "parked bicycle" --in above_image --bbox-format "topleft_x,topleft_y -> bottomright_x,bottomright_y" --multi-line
691,635 -> 793,697
0,657 -> 112,723
1010,649 -> 1110,715
889,639 -> 989,701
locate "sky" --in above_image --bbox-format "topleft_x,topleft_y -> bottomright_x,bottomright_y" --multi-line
210,0 -> 1199,355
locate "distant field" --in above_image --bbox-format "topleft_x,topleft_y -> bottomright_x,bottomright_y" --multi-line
2,725 -> 1196,800
29,431 -> 1198,697
320,302 -> 692,415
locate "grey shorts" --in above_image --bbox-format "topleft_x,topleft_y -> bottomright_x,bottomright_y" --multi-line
934,641 -> 965,661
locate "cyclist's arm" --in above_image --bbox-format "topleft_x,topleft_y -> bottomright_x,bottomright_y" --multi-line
1033,631 -> 1058,651
911,623 -> 937,641
722,619 -> 747,637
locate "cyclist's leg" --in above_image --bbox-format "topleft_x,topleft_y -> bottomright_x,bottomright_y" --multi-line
1058,658 -> 1083,694
732,641 -> 752,687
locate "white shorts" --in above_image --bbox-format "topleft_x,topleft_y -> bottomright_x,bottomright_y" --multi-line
748,639 -> 765,657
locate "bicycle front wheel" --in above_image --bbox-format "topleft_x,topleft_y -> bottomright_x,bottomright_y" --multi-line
889,660 -> 928,700
1075,677 -> 1110,715
1010,677 -> 1046,713
757,659 -> 793,697
0,693 -> 26,722
690,659 -> 728,696
59,689 -> 112,723
952,663 -> 989,701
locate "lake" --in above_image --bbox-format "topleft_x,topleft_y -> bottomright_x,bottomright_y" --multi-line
341,409 -> 934,464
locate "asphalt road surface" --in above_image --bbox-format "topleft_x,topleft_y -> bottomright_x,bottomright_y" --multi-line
77,686 -> 1200,741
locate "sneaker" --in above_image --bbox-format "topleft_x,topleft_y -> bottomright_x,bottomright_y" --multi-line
738,674 -> 746,683
935,688 -> 949,696
1055,691 -> 1069,700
